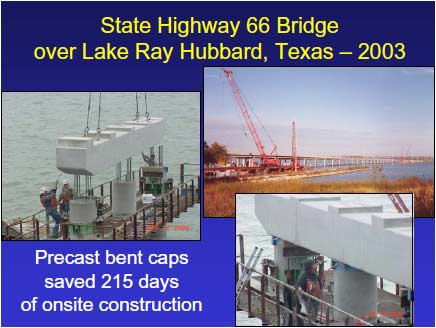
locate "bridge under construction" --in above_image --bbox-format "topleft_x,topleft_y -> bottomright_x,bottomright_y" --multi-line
236,194 -> 413,326
206,153 -> 433,174
209,69 -> 433,176
2,93 -> 200,241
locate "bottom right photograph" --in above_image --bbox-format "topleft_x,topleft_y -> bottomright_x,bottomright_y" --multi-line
236,193 -> 413,327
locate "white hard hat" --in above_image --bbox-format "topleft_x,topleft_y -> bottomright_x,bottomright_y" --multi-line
40,186 -> 48,194
63,180 -> 69,185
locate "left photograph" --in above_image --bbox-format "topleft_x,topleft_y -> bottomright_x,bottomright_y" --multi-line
2,92 -> 200,241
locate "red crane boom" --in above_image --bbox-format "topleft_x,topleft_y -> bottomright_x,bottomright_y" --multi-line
222,69 -> 279,166
388,194 -> 410,213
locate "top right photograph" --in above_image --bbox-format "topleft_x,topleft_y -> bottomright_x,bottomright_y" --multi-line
203,67 -> 434,218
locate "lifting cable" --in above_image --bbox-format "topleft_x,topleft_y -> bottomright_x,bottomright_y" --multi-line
223,71 -> 249,139
135,92 -> 140,120
84,92 -> 92,136
144,92 -> 150,120
240,89 -> 276,147
97,92 -> 102,139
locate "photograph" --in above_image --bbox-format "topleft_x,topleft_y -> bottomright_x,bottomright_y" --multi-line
236,193 -> 413,326
204,67 -> 434,218
2,92 -> 200,240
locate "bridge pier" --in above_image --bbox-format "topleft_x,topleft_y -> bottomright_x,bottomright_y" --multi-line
334,262 -> 377,322
273,238 -> 318,283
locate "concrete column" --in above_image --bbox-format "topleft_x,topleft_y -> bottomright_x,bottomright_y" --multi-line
334,263 -> 377,322
70,198 -> 98,223
112,180 -> 136,217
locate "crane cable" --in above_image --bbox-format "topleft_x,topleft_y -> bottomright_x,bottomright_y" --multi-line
135,92 -> 140,120
96,92 -> 102,139
222,71 -> 249,139
233,94 -> 248,138
144,92 -> 150,120
84,92 -> 91,136
239,88 -> 276,147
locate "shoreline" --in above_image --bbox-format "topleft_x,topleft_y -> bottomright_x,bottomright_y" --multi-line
240,167 -> 370,182
204,176 -> 435,218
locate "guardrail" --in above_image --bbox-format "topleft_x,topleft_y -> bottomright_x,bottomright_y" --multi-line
236,235 -> 373,326
3,171 -> 200,241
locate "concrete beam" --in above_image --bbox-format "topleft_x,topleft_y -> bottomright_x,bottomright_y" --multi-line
254,194 -> 412,288
56,117 -> 165,175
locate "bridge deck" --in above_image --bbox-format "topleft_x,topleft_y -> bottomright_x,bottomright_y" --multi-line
254,194 -> 412,289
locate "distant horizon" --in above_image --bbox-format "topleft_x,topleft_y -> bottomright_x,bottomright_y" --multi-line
204,67 -> 435,157
204,140 -> 435,158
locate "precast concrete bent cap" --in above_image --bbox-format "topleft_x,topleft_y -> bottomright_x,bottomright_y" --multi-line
56,117 -> 165,176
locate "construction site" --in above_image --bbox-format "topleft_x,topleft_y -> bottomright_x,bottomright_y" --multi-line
2,92 -> 200,241
204,68 -> 433,178
236,194 -> 413,326
204,68 -> 434,218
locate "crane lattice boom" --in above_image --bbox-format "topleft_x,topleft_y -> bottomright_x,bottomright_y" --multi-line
222,69 -> 279,166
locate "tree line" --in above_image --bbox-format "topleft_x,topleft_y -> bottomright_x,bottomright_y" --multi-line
204,141 -> 228,165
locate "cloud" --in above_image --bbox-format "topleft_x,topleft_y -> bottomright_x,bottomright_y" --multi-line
401,67 -> 434,76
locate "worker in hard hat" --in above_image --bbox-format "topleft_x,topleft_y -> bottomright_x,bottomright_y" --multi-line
297,259 -> 322,325
58,180 -> 74,217
40,186 -> 62,237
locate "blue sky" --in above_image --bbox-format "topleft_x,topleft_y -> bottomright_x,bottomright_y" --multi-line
204,67 -> 434,156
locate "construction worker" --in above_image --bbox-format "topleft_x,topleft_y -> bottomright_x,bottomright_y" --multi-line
283,270 -> 303,326
297,259 -> 322,325
58,180 -> 74,217
40,186 -> 62,237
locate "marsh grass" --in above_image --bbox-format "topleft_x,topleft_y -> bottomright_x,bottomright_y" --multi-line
204,177 -> 434,218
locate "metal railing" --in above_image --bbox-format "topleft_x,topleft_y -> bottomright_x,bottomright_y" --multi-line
4,173 -> 130,224
236,235 -> 373,326
3,172 -> 200,241
110,176 -> 200,240
236,261 -> 373,326
180,163 -> 200,184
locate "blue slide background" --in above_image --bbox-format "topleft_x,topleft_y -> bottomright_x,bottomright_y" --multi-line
1,1 -> 435,326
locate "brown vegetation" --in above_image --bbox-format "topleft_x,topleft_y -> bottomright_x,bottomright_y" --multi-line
204,177 -> 434,218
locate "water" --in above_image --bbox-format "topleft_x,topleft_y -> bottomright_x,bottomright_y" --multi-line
309,162 -> 434,182
1,92 -> 200,239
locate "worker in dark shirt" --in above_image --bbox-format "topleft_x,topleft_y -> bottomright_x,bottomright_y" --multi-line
283,270 -> 303,326
40,186 -> 62,237
297,259 -> 322,324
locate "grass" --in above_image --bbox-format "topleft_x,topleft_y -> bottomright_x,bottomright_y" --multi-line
204,177 -> 435,218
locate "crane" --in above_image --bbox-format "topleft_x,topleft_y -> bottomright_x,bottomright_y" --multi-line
387,194 -> 409,213
222,68 -> 280,167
